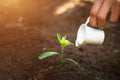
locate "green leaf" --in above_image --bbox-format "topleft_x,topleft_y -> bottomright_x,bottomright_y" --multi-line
57,33 -> 62,42
38,52 -> 59,59
65,58 -> 80,68
60,39 -> 73,48
64,40 -> 73,46
62,35 -> 66,40
57,33 -> 73,48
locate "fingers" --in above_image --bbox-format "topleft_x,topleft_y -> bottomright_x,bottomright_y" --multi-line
89,0 -> 104,27
90,0 -> 119,29
110,0 -> 120,22
117,0 -> 120,3
97,0 -> 113,29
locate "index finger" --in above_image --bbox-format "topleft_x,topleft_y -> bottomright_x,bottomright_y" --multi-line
89,0 -> 104,27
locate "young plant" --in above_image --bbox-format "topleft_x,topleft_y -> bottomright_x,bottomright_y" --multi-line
38,33 -> 80,68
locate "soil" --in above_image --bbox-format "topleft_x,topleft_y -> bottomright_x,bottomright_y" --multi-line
0,0 -> 120,80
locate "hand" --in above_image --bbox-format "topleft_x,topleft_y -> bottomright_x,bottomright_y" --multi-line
89,0 -> 120,29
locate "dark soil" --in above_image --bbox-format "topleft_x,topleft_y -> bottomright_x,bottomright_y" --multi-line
0,0 -> 120,80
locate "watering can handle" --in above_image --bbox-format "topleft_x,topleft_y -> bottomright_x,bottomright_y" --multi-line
85,17 -> 90,26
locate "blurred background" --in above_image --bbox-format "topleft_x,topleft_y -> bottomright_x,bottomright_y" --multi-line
0,0 -> 95,27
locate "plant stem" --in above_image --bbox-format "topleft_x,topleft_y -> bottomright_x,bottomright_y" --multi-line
60,45 -> 65,66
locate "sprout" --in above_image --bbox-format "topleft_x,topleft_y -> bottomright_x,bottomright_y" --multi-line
38,33 -> 80,68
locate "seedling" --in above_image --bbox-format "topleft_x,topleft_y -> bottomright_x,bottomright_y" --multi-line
38,33 -> 80,68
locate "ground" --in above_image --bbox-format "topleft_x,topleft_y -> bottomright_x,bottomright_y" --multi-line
0,0 -> 120,80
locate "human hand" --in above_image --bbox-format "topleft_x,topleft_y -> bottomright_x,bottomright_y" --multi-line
89,0 -> 120,29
